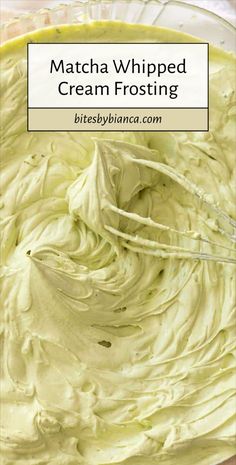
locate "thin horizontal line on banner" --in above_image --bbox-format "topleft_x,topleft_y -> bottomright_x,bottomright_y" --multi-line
28,107 -> 209,110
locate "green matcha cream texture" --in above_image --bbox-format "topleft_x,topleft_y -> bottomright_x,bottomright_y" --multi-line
0,21 -> 236,465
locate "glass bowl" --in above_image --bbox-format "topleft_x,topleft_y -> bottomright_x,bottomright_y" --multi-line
0,1 -> 235,464
0,0 -> 235,52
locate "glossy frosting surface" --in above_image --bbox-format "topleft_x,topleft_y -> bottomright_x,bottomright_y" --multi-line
0,21 -> 236,465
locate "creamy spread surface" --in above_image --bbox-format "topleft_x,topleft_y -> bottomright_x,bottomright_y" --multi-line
0,21 -> 236,465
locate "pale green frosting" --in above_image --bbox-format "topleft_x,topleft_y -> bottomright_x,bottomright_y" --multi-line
0,21 -> 236,465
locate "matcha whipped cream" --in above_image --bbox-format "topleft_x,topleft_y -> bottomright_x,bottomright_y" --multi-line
0,21 -> 236,465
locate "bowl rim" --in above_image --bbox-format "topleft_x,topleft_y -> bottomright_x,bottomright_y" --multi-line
1,0 -> 235,35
